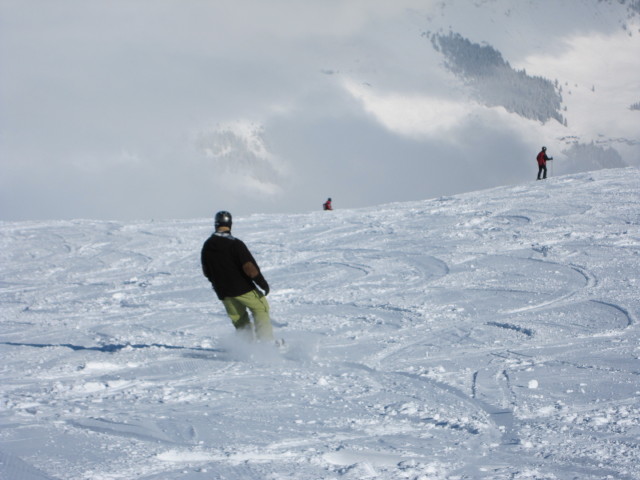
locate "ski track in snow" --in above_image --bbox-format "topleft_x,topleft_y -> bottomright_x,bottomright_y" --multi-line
1,169 -> 640,479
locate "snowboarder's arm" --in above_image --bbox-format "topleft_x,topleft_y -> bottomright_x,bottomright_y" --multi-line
253,274 -> 270,296
242,261 -> 270,296
201,249 -> 212,283
242,261 -> 260,278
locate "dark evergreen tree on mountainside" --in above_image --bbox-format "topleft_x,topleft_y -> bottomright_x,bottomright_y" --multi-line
430,32 -> 565,125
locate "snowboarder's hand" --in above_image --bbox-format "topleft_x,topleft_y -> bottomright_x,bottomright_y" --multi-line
254,273 -> 270,296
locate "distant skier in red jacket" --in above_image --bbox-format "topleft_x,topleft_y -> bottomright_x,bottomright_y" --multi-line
323,198 -> 333,211
536,146 -> 553,180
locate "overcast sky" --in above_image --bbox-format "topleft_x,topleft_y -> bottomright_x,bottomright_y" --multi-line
1,0 -> 638,221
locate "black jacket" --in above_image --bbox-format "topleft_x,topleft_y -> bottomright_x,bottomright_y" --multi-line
201,232 -> 267,300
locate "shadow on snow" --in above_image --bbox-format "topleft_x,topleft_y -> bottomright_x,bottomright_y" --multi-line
0,341 -> 223,354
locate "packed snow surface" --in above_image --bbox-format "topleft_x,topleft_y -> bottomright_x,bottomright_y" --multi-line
1,168 -> 639,480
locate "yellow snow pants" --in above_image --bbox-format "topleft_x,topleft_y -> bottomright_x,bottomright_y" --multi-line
221,290 -> 273,341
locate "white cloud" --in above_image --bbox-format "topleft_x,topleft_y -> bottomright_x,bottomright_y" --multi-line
342,78 -> 472,139
516,30 -> 640,138
193,0 -> 437,40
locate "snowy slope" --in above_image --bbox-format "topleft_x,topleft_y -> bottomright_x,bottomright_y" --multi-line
1,168 -> 639,479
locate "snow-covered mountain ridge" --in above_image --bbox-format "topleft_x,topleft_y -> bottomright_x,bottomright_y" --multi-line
1,167 -> 639,479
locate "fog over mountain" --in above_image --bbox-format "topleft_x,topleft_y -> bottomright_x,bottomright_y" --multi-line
1,0 -> 638,220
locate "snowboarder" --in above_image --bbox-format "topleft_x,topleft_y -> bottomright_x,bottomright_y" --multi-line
536,146 -> 553,180
323,198 -> 333,210
201,211 -> 274,341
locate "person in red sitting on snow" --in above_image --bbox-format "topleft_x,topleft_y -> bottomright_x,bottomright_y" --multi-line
323,198 -> 333,210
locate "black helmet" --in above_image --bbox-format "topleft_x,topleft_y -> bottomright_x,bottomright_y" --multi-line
214,211 -> 232,229
542,146 -> 547,151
